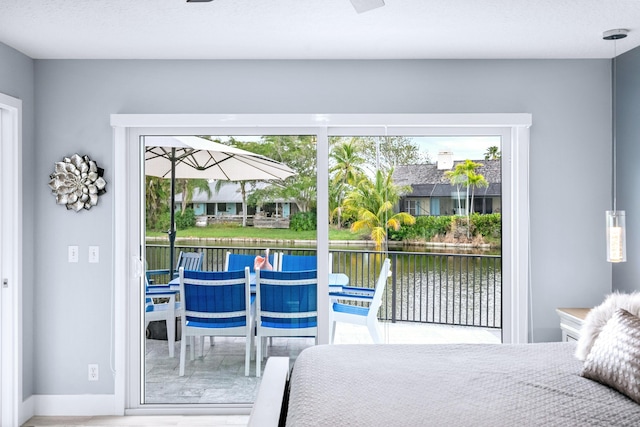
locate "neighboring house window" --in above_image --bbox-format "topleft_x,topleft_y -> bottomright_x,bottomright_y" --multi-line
406,200 -> 417,216
430,198 -> 440,216
451,197 -> 466,215
473,198 -> 493,214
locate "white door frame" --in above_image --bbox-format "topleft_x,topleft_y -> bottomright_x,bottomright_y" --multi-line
0,92 -> 23,427
111,113 -> 531,414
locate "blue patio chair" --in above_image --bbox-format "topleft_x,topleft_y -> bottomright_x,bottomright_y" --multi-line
224,251 -> 277,273
278,254 -> 317,272
329,258 -> 391,344
255,269 -> 317,377
144,273 -> 182,358
178,266 -> 253,376
147,251 -> 204,283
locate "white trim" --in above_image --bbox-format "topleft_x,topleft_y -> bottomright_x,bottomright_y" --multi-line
112,113 -> 531,412
0,92 -> 23,427
110,113 -> 532,128
498,125 -> 531,344
31,394 -> 117,416
511,125 -> 531,344
316,127 -> 330,345
112,125 -> 129,415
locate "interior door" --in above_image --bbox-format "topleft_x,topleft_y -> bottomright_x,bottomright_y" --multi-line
0,92 -> 22,427
0,100 -> 4,424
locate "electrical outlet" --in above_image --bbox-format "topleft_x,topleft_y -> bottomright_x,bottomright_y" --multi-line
88,364 -> 99,381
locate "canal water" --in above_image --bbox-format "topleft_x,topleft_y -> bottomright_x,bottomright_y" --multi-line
147,237 -> 501,255
146,237 -> 502,329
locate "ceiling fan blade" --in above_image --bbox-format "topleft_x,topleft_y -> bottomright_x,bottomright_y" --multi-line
350,0 -> 385,14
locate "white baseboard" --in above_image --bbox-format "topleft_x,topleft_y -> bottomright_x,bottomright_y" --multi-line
30,394 -> 119,416
20,395 -> 35,425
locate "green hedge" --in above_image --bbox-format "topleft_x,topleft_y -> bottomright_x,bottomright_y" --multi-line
389,215 -> 452,241
388,213 -> 501,242
155,208 -> 196,231
289,211 -> 317,231
471,213 -> 501,239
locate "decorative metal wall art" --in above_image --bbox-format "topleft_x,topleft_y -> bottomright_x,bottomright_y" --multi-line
48,154 -> 107,212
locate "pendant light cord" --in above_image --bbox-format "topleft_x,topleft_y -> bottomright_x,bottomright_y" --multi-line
604,29 -> 629,211
612,39 -> 617,213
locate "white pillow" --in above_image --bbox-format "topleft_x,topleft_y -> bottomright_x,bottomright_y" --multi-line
575,291 -> 640,361
581,308 -> 640,404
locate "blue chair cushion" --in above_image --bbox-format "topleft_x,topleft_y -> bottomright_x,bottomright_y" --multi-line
228,253 -> 276,273
280,255 -> 317,272
186,318 -> 247,328
332,302 -> 369,317
337,286 -> 375,297
260,317 -> 317,329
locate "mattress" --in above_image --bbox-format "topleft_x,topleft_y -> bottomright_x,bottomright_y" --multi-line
285,342 -> 640,426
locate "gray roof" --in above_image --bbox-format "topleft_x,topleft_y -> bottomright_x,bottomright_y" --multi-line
393,159 -> 501,197
176,181 -> 290,203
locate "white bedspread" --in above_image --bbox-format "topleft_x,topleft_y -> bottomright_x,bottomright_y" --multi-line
286,342 -> 640,426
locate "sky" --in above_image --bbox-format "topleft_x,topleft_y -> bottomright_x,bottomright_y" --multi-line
219,134 -> 502,162
413,136 -> 501,161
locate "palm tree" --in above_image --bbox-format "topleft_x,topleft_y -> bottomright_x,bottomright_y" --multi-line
445,160 -> 485,238
145,176 -> 169,230
343,169 -> 415,250
467,172 -> 489,214
484,146 -> 501,160
446,160 -> 484,217
444,165 -> 467,215
177,178 -> 213,214
329,138 -> 365,228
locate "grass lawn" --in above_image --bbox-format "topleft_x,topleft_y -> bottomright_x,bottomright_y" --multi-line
146,225 -> 363,241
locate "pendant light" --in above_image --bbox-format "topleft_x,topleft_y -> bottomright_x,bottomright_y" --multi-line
604,29 -> 628,263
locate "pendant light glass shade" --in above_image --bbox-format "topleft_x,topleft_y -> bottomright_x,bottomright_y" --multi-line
606,210 -> 626,262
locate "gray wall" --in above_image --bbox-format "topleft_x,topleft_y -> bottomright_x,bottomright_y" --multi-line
0,42 -> 35,399
614,47 -> 640,291
1,55 -> 627,396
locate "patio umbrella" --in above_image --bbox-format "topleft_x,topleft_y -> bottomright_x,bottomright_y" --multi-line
145,135 -> 296,268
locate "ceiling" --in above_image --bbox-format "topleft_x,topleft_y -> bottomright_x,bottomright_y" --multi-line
0,0 -> 639,60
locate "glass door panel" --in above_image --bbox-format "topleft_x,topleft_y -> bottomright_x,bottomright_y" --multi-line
328,135 -> 503,345
142,134 -> 316,404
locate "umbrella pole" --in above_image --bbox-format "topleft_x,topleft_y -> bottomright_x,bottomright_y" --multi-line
168,148 -> 176,272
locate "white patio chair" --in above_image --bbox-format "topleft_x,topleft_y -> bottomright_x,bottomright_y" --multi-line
329,258 -> 391,344
144,273 -> 182,357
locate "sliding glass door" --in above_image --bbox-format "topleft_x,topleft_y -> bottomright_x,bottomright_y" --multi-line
112,113 -> 530,413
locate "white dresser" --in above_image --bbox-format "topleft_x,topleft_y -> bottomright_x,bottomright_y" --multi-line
556,307 -> 590,342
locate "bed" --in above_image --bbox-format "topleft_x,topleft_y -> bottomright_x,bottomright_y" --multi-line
249,302 -> 640,426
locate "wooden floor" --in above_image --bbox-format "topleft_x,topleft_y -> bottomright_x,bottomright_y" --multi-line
22,415 -> 249,427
